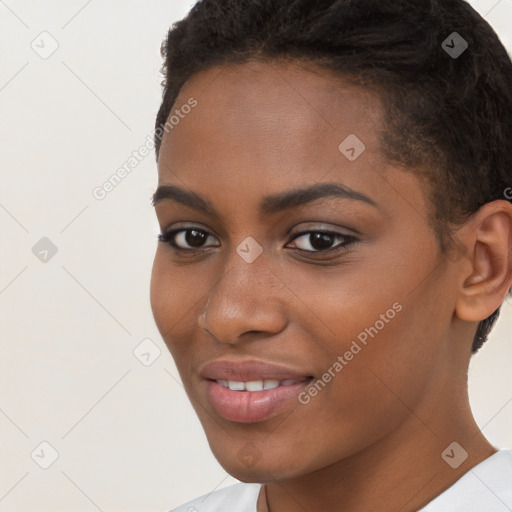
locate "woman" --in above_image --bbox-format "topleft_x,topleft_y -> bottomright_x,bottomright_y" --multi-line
150,1 -> 512,510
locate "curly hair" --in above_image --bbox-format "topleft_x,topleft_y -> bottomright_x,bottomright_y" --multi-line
154,0 -> 512,353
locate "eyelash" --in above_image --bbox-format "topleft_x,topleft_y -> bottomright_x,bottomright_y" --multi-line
157,227 -> 357,256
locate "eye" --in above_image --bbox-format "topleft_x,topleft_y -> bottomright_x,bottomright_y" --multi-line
158,228 -> 219,251
287,230 -> 356,253
158,226 -> 357,255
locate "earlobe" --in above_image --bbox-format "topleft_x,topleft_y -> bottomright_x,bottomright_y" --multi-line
455,200 -> 512,323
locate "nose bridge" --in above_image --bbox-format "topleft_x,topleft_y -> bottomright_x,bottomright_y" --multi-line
199,246 -> 287,343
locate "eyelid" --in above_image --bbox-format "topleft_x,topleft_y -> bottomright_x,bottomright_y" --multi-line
159,224 -> 357,255
286,229 -> 356,252
159,226 -> 220,251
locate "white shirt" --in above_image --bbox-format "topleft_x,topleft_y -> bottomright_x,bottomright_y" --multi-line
169,450 -> 512,512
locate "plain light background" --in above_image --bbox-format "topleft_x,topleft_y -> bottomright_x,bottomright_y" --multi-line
0,1 -> 511,510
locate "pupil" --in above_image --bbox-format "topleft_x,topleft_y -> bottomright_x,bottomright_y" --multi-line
311,233 -> 334,250
186,230 -> 207,248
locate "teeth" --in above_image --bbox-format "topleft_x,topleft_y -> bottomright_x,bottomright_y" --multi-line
218,379 -> 301,391
263,379 -> 280,390
228,381 -> 245,391
245,380 -> 264,391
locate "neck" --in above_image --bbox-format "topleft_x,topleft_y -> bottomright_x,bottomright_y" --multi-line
262,381 -> 495,512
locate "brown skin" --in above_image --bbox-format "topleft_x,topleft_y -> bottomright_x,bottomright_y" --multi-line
150,60 -> 512,512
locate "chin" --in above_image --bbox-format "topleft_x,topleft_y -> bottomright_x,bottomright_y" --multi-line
210,444 -> 306,483
219,462 -> 282,484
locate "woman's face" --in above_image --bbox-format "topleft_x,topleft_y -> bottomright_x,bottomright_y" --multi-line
150,60 -> 463,481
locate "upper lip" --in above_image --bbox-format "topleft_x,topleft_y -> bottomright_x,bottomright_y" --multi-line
200,359 -> 312,382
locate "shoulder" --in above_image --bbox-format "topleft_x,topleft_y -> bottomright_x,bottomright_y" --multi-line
168,482 -> 262,512
420,449 -> 512,511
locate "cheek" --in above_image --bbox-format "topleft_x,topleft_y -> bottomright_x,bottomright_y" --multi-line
289,262 -> 445,420
149,251 -> 170,332
149,251 -> 208,366
282,264 -> 402,358
149,251 -> 190,359
150,250 -> 195,324
312,276 -> 450,436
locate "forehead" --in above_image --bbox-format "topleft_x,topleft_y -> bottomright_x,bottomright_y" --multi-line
156,59 -> 429,224
160,60 -> 380,167
182,59 -> 379,123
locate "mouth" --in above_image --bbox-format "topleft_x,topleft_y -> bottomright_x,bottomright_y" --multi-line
213,378 -> 309,391
199,359 -> 314,423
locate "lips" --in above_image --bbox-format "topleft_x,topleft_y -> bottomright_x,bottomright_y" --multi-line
200,359 -> 311,382
200,359 -> 313,423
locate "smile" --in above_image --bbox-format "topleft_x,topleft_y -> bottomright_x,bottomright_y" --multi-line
215,378 -> 308,391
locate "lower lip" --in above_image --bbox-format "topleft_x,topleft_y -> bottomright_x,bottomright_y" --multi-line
205,379 -> 312,423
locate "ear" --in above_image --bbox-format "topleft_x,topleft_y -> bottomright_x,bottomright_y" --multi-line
455,200 -> 512,323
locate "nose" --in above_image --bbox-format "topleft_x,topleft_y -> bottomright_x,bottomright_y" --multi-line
197,252 -> 288,345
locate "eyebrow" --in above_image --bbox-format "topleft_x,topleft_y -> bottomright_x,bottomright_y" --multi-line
152,182 -> 378,216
